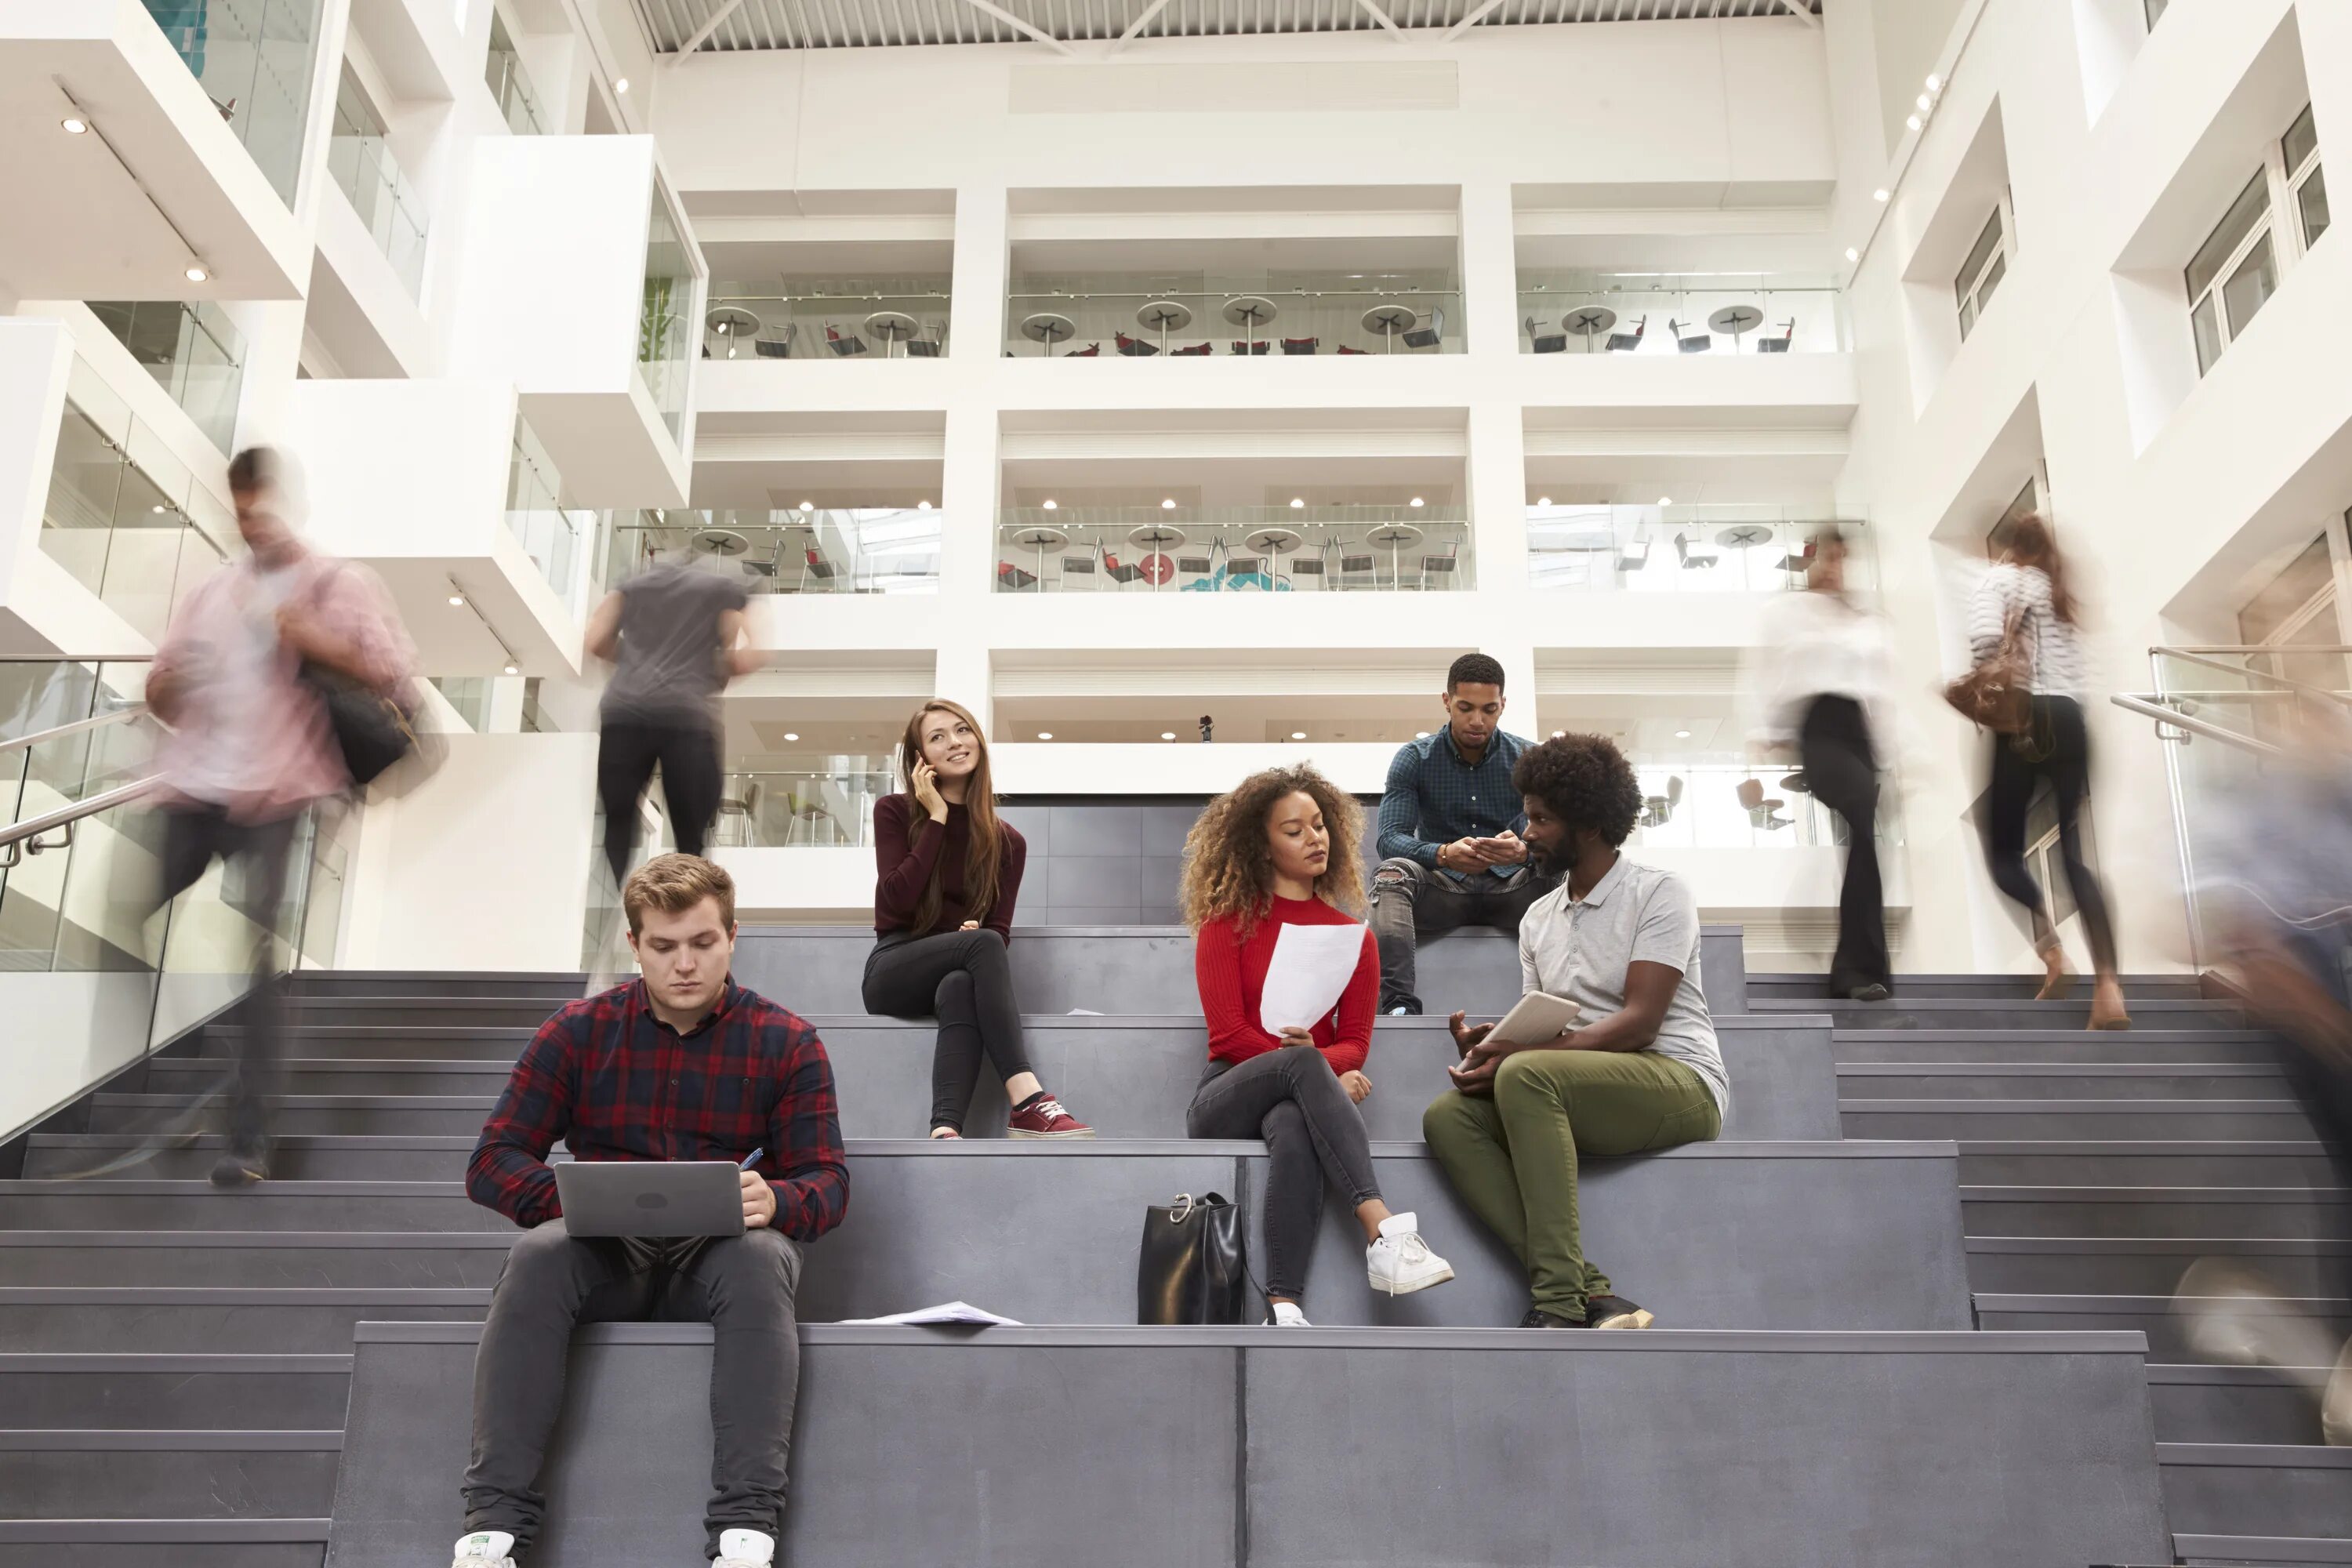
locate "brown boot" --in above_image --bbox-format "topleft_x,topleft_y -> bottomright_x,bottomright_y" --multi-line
2088,973 -> 2132,1031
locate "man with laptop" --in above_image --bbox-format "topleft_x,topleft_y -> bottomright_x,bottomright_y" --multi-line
455,855 -> 848,1568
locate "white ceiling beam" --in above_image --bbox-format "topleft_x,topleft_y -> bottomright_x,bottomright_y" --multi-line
677,0 -> 753,53
1352,0 -> 1412,44
1777,0 -> 1819,27
953,0 -> 1080,54
1440,0 -> 1507,42
1105,0 -> 1177,54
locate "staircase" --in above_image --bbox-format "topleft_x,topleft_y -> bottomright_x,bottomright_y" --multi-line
0,934 -> 2330,1563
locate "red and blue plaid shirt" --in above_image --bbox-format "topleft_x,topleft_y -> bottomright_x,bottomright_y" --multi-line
467,979 -> 850,1239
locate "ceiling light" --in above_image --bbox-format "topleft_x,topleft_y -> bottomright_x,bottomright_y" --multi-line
1415,731 -> 1431,740
1290,731 -> 1307,740
1915,93 -> 1931,111
1871,189 -> 1889,203
1674,729 -> 1692,739
1161,498 -> 1176,510
1041,499 -> 1058,510
916,500 -> 931,510
614,76 -> 630,93
798,500 -> 814,512
1536,495 -> 1552,506
1289,497 -> 1304,509
1907,114 -> 1922,131
447,592 -> 466,606
1036,731 -> 1053,740
1552,730 -> 1566,739
1925,73 -> 1940,90
1161,731 -> 1177,741
783,732 -> 800,742
151,503 -> 166,514
1845,247 -> 1860,262
503,660 -> 520,676
1657,495 -> 1673,506
62,117 -> 87,134
1409,496 -> 1425,508
184,264 -> 209,282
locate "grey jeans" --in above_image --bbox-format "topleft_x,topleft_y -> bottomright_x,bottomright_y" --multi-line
463,1218 -> 804,1559
1185,1048 -> 1381,1305
1367,857 -> 1560,1011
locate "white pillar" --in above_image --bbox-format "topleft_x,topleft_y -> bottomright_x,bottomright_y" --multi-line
947,185 -> 1008,364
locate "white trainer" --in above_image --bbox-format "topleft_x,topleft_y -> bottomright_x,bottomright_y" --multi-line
716,1528 -> 776,1568
1367,1212 -> 1454,1296
1266,1300 -> 1312,1327
2325,1337 -> 2351,1446
451,1530 -> 516,1567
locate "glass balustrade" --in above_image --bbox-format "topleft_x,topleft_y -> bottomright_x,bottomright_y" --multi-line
85,300 -> 246,453
1527,506 -> 1871,594
327,72 -> 428,296
639,197 -> 695,444
995,506 -> 1472,593
705,764 -> 898,849
506,419 -> 593,601
42,361 -> 234,644
704,280 -> 952,361
1624,761 -> 1900,851
607,509 -> 942,595
140,0 -> 322,204
1516,272 -> 1846,355
485,10 -> 546,135
1004,270 -> 1463,358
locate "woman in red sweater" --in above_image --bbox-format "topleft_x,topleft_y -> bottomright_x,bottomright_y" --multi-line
862,700 -> 1091,1139
1182,764 -> 1454,1324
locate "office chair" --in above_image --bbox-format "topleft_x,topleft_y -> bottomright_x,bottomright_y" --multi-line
1668,318 -> 1711,354
1403,307 -> 1444,350
1605,314 -> 1647,352
1527,315 -> 1567,354
1639,775 -> 1684,829
825,325 -> 868,356
1757,318 -> 1796,354
1674,532 -> 1719,569
1116,332 -> 1160,357
1736,777 -> 1792,830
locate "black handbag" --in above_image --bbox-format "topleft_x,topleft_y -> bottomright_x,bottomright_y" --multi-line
302,661 -> 415,788
1137,1191 -> 1248,1326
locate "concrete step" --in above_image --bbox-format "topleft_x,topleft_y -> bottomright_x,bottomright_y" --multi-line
279,998 -> 560,1029
2151,1364 -> 2343,1446
2161,1443 -> 2352,1539
1960,1186 -> 2351,1240
1956,1142 -> 2342,1187
0,1142 -> 1973,1332
1748,972 -> 2208,1001
323,1322 -> 2168,1568
0,1354 -> 352,1428
1843,1099 -> 2321,1141
1976,1294 -> 2352,1363
0,1428 -> 340,1518
287,971 -> 580,1000
21,1134 -> 487,1183
1838,1062 -> 2294,1100
0,1519 -> 327,1567
89,1094 -> 491,1137
1965,1237 -> 2352,1298
1751,995 -> 2245,1029
195,1025 -> 535,1060
2176,1534 -> 2352,1565
1834,1028 -> 2281,1065
0,1290 -> 490,1352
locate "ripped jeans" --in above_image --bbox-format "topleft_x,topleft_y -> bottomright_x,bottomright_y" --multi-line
1367,858 -> 1559,1013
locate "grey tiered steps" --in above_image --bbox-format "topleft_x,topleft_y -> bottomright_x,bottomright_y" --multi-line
0,934 -> 2325,1564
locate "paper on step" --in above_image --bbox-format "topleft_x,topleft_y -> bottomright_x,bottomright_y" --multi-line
841,1300 -> 1022,1327
1258,920 -> 1369,1036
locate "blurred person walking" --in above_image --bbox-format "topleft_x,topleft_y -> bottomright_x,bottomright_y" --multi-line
1743,527 -> 1896,1001
145,445 -> 413,1185
1964,516 -> 2130,1029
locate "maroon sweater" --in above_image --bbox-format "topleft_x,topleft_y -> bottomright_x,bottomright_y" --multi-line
871,793 -> 1027,942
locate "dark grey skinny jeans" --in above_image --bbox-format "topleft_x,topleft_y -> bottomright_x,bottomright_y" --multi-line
1185,1046 -> 1382,1305
463,1219 -> 803,1559
862,927 -> 1036,1133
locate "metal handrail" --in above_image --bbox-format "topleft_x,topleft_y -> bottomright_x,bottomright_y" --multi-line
0,704 -> 149,758
0,775 -> 162,866
2151,646 -> 2352,707
2111,693 -> 2287,757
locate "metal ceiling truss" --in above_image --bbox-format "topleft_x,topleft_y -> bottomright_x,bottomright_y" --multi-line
633,0 -> 1820,54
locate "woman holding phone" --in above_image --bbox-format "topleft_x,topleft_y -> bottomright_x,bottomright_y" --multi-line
1182,764 -> 1455,1325
862,699 -> 1093,1139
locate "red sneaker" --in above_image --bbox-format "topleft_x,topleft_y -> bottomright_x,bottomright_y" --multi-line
1007,1094 -> 1094,1140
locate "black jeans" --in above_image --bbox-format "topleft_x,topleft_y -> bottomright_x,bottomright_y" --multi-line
598,719 -> 723,887
158,804 -> 298,1156
1185,1049 -> 1381,1305
1367,859 -> 1560,1011
862,928 -> 1033,1133
464,1219 -> 804,1559
1983,695 -> 2118,973
1800,696 -> 1890,993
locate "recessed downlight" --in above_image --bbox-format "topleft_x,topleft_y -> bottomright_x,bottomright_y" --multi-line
1872,188 -> 1889,202
798,500 -> 815,512
1041,499 -> 1058,510
1161,731 -> 1177,741
783,732 -> 800,742
62,117 -> 88,134
184,264 -> 209,282
1161,498 -> 1177,510
1290,731 -> 1307,740
448,593 -> 466,606
1925,73 -> 1940,90
1657,495 -> 1673,506
1409,496 -> 1425,508
1289,497 -> 1304,508
1845,247 -> 1860,262
614,76 -> 630,93
502,661 -> 520,676
1907,114 -> 1922,130
1036,731 -> 1054,740
916,500 -> 932,510
1536,495 -> 1552,506
1675,729 -> 1692,739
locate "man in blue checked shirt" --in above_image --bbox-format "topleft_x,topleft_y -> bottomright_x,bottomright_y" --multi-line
1370,653 -> 1562,1015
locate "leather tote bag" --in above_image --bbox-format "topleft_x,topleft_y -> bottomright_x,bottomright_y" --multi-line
1138,1191 -> 1248,1326
1942,603 -> 2033,735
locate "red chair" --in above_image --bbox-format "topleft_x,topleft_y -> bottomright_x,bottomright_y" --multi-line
1116,332 -> 1159,358
1229,340 -> 1269,356
1065,343 -> 1102,357
1281,336 -> 1318,355
825,325 -> 868,357
1338,346 -> 1370,356
1171,342 -> 1213,357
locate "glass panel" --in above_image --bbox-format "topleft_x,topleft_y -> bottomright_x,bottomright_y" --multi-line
2220,230 -> 2278,341
996,506 -> 1472,593
1526,506 -> 1870,594
38,381 -> 231,641
1957,296 -> 1976,339
1516,270 -> 1844,355
2187,171 -> 2270,302
608,509 -> 940,595
2143,0 -> 2167,26
86,302 -> 248,452
2285,103 -> 2321,176
2299,165 -> 2331,248
1955,209 -> 2003,304
2238,535 -> 2335,647
506,419 -> 584,600
638,197 -> 694,443
140,0 -> 324,204
705,278 -> 953,361
1007,270 -> 1465,358
328,68 -> 429,296
1619,763 -> 1892,851
484,10 -> 546,135
2190,293 -> 2224,375
706,764 -> 898,848
1975,250 -> 2005,311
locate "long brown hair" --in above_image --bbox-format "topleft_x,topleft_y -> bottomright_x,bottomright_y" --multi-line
1179,764 -> 1367,941
2006,514 -> 2079,625
897,699 -> 1004,934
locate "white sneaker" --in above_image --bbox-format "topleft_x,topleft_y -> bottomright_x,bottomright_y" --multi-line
452,1530 -> 515,1567
2325,1338 -> 2351,1446
1367,1212 -> 1454,1296
1266,1300 -> 1312,1327
716,1528 -> 775,1568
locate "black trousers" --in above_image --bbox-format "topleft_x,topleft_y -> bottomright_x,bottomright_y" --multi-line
862,928 -> 1033,1133
1186,1049 -> 1381,1305
463,1220 -> 803,1558
158,804 -> 297,1155
1982,695 -> 2118,973
598,719 -> 723,887
1799,696 -> 1889,993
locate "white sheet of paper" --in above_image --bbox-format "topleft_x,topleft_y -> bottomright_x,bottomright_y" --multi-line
1258,920 -> 1369,1036
840,1300 -> 1022,1327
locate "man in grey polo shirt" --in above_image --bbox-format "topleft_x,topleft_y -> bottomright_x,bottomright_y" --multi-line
1422,732 -> 1726,1329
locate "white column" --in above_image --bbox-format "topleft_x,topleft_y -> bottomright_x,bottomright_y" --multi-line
935,401 -> 998,729
1457,181 -> 1519,365
1465,405 -> 1534,707
947,184 -> 1008,363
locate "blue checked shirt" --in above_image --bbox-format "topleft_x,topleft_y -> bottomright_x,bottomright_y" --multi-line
1376,729 -> 1534,884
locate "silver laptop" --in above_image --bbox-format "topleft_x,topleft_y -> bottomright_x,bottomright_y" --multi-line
554,1160 -> 745,1239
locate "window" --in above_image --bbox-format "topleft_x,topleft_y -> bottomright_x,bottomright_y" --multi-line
2188,104 -> 2326,376
1955,201 -> 2009,341
2143,0 -> 2166,28
2286,103 -> 2329,249
1987,475 -> 2040,560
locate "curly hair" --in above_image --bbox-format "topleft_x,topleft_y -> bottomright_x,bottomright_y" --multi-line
1178,764 -> 1367,938
1510,733 -> 1642,848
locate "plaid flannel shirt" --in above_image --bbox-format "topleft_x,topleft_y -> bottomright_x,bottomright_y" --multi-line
1375,728 -> 1534,883
466,979 -> 850,1239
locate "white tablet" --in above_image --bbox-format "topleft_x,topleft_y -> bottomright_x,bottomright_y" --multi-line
1488,991 -> 1584,1047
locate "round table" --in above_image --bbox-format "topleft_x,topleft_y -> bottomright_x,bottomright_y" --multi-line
1778,771 -> 1811,796
1715,525 -> 1777,549
691,528 -> 750,557
1361,303 -> 1417,353
1009,525 -> 1069,592
1563,306 -> 1617,353
1244,527 -> 1304,587
865,310 -> 920,358
1708,304 -> 1765,352
706,306 -> 761,359
1127,524 -> 1187,591
1365,523 -> 1425,589
1137,299 -> 1194,355
1221,296 -> 1278,350
1020,312 -> 1077,356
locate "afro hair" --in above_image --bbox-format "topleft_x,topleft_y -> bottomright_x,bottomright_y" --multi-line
1510,732 -> 1642,848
